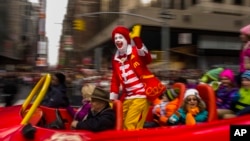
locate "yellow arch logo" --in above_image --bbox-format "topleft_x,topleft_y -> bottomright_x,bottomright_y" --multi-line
133,62 -> 140,68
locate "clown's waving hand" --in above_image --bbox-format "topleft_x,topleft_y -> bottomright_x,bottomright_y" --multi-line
110,25 -> 166,130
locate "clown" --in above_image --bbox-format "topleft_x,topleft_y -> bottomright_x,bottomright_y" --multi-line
109,25 -> 165,130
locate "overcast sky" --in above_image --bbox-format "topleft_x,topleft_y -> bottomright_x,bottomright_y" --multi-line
29,0 -> 68,66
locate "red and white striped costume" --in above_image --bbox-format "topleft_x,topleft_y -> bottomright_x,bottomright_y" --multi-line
110,26 -> 157,130
110,44 -> 151,100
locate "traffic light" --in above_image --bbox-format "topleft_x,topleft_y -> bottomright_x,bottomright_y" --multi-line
73,19 -> 85,31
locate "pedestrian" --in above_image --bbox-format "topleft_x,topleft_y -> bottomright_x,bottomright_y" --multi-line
109,25 -> 166,130
41,72 -> 70,108
236,24 -> 250,87
2,73 -> 19,107
70,86 -> 115,132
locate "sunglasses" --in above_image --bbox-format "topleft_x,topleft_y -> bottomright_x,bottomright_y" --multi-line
187,98 -> 197,102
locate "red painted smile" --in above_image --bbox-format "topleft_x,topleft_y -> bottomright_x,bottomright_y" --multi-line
116,42 -> 123,48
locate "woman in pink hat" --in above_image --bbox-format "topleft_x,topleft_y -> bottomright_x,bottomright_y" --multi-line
236,24 -> 250,86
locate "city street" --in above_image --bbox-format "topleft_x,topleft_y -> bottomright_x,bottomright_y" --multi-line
0,83 -> 82,107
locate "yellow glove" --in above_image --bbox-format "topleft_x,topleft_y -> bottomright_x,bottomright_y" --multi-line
129,24 -> 141,39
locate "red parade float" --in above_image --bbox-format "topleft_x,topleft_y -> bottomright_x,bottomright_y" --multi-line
0,74 -> 249,141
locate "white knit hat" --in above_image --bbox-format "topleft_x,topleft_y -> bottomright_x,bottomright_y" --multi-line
184,89 -> 200,99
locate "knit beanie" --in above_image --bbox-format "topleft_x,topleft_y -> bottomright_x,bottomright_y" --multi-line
240,24 -> 250,35
112,26 -> 131,44
165,88 -> 180,101
205,67 -> 224,82
184,89 -> 200,99
219,69 -> 234,82
55,72 -> 65,84
242,70 -> 250,80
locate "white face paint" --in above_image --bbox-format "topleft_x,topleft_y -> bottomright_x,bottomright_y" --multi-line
114,33 -> 128,55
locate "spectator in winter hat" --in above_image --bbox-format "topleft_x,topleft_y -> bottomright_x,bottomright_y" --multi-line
242,70 -> 250,80
71,86 -> 115,132
216,69 -> 239,119
223,70 -> 250,118
219,69 -> 235,82
240,24 -> 250,35
2,73 -> 19,107
168,88 -> 208,125
200,67 -> 224,91
200,67 -> 224,84
41,72 -> 70,108
236,24 -> 250,87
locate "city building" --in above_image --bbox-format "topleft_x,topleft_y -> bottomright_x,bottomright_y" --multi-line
0,0 -> 43,71
60,0 -> 250,72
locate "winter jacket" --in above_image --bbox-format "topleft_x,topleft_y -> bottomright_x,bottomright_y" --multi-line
76,105 -> 115,132
234,88 -> 250,112
41,84 -> 70,108
153,98 -> 179,125
67,101 -> 91,121
169,107 -> 208,125
216,86 -> 239,109
239,42 -> 250,73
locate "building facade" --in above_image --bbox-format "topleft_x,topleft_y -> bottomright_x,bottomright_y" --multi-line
0,0 -> 42,71
60,0 -> 250,72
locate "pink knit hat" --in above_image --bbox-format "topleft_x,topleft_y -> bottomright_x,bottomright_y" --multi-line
240,24 -> 250,35
219,69 -> 234,82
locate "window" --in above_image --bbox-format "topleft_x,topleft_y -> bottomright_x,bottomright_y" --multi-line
192,0 -> 197,5
181,0 -> 185,10
213,0 -> 223,3
169,0 -> 174,9
234,0 -> 242,5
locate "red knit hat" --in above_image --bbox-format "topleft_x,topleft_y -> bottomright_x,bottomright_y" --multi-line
112,26 -> 131,44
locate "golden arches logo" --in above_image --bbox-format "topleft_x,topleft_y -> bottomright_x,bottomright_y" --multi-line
133,62 -> 140,68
